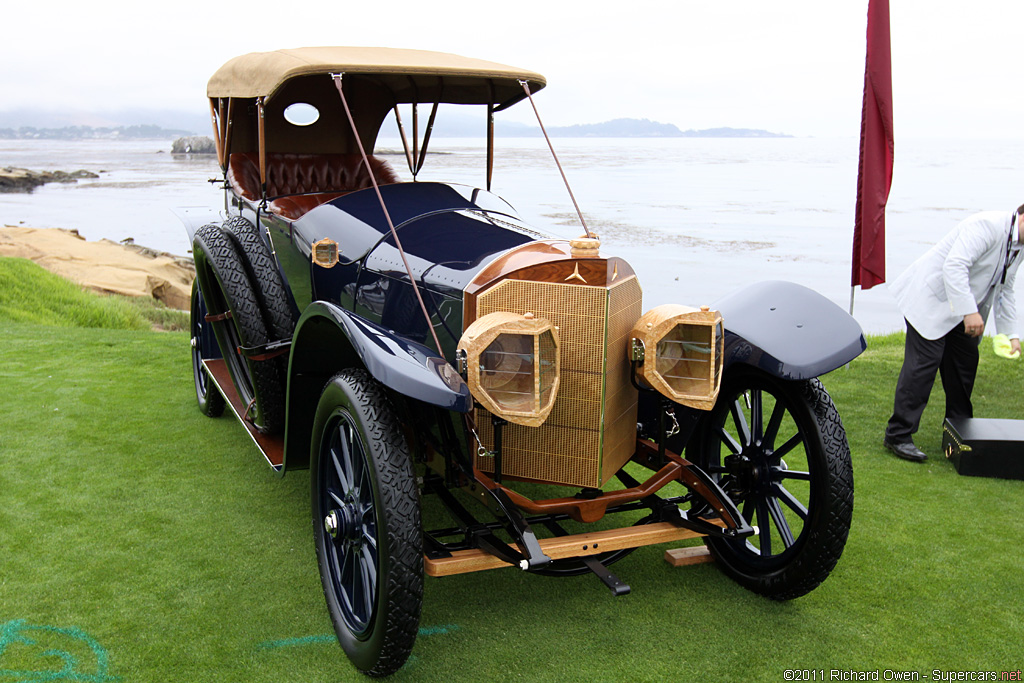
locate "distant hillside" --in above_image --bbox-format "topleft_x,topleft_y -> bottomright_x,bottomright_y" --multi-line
433,116 -> 789,138
0,108 -> 210,134
0,109 -> 790,140
680,126 -> 791,138
542,118 -> 686,137
538,119 -> 790,138
0,125 -> 194,140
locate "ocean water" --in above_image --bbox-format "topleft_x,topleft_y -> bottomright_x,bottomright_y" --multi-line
3,135 -> 1023,335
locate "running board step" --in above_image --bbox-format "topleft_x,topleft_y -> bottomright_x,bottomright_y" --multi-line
425,522 -> 711,577
203,359 -> 284,471
582,555 -> 630,596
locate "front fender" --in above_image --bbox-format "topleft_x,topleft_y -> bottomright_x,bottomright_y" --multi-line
714,281 -> 866,380
282,302 -> 471,471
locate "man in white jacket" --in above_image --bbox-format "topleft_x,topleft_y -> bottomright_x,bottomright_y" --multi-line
884,206 -> 1023,461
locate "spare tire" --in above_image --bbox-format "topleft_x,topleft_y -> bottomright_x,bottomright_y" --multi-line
192,223 -> 286,434
222,216 -> 296,342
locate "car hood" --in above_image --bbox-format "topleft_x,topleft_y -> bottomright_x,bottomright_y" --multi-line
293,182 -> 545,293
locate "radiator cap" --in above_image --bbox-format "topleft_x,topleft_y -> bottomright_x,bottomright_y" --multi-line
570,235 -> 600,258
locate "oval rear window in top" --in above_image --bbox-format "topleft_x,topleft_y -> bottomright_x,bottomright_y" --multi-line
284,102 -> 320,126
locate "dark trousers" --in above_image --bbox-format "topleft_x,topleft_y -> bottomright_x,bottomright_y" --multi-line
885,320 -> 981,444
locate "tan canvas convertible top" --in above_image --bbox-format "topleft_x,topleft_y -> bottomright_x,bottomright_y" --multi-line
206,46 -> 548,191
207,46 -> 546,107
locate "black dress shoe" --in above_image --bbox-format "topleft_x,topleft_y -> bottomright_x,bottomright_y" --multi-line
883,439 -> 927,462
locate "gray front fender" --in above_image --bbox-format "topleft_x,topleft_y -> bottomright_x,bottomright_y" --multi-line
714,281 -> 866,380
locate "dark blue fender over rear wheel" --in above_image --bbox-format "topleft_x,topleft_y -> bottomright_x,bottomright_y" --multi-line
311,369 -> 422,677
692,365 -> 853,600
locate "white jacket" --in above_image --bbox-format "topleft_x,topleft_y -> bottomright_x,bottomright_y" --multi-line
889,211 -> 1020,341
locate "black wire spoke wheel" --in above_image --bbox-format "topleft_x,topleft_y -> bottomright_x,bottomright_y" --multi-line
191,223 -> 285,433
312,370 -> 422,677
323,414 -> 378,632
695,365 -> 853,600
189,280 -> 225,418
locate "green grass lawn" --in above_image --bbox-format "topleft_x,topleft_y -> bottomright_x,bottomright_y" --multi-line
2,258 -> 1023,682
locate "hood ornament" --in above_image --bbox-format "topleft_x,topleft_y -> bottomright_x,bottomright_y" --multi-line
565,263 -> 587,283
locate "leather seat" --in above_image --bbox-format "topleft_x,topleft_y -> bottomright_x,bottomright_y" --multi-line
227,152 -> 400,220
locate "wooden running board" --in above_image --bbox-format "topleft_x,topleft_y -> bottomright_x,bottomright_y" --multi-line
203,359 -> 284,470
425,522 -> 712,577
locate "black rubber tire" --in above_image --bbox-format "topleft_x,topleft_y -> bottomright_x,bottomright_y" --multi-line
311,370 -> 422,677
190,279 -> 225,418
192,224 -> 286,434
221,216 -> 296,342
692,365 -> 853,600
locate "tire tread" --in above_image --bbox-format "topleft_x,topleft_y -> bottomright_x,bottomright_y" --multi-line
313,370 -> 422,677
192,224 -> 286,433
703,370 -> 854,601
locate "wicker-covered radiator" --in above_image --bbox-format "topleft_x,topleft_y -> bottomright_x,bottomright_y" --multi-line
474,275 -> 643,488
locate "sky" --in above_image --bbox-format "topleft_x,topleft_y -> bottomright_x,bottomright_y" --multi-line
2,0 -> 1023,139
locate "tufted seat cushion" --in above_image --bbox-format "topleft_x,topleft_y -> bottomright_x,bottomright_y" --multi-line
227,152 -> 401,220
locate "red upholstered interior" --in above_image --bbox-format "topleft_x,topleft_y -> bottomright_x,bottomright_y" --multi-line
227,152 -> 401,220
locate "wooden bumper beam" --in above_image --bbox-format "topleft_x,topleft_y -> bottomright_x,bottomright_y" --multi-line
424,520 -> 718,577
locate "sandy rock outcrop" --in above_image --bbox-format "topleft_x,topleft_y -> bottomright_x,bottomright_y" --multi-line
0,226 -> 194,310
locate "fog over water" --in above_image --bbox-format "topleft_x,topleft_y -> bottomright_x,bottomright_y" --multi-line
3,136 -> 1023,336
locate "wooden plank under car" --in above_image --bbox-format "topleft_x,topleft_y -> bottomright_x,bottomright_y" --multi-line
425,521 -> 715,577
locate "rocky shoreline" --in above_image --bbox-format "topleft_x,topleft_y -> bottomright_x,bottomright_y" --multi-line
0,167 -> 100,193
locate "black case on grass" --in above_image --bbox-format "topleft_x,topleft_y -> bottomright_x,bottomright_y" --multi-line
943,417 -> 1024,479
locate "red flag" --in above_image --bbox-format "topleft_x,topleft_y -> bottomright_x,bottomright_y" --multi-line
852,0 -> 894,290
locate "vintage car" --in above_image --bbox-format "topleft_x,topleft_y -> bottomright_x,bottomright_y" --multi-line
177,47 -> 865,676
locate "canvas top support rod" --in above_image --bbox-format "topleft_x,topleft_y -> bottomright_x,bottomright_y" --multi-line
518,80 -> 592,239
332,73 -> 443,356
